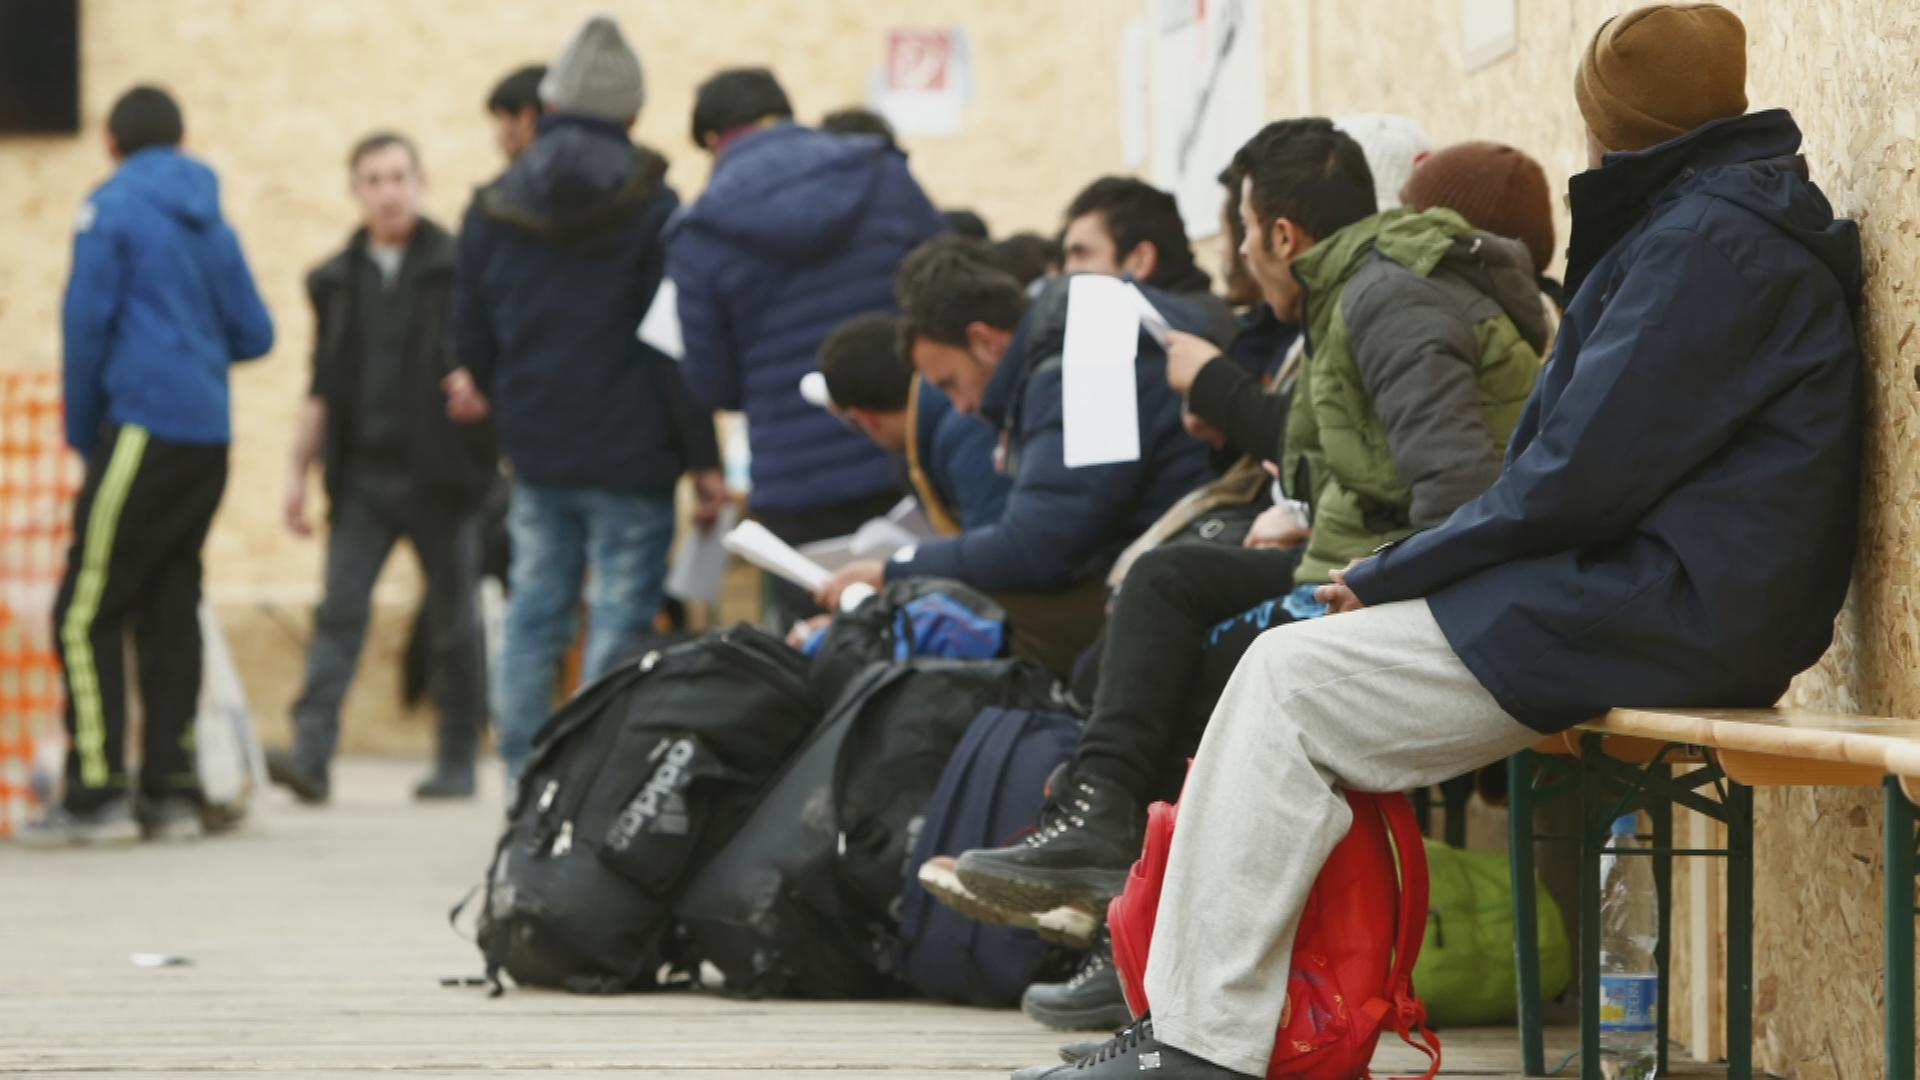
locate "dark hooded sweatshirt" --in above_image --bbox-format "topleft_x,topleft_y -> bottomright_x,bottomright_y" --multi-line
452,115 -> 718,495
1346,110 -> 1864,733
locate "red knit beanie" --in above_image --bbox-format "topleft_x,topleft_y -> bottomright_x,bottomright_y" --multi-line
1400,141 -> 1557,274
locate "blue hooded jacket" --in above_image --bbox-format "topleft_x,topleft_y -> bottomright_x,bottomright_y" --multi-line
452,116 -> 718,495
1346,111 -> 1863,733
61,147 -> 274,456
888,277 -> 1218,592
667,125 -> 945,515
913,379 -> 1009,529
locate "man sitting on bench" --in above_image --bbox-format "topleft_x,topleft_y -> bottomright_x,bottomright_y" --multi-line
1016,4 -> 1865,1077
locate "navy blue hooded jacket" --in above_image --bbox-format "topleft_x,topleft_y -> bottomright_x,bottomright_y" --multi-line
913,379 -> 1009,529
889,277 -> 1218,592
452,115 -> 719,495
1346,111 -> 1863,733
667,125 -> 945,514
62,147 -> 274,456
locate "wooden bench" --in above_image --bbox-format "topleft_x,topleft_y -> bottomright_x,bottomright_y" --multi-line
1506,708 -> 1920,1080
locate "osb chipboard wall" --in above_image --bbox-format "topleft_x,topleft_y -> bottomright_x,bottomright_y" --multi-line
1290,3 -> 1919,1075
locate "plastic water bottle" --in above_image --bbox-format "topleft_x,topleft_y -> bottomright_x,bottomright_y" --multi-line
1599,814 -> 1660,1080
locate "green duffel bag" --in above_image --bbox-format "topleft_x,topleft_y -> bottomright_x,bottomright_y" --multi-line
1413,840 -> 1572,1025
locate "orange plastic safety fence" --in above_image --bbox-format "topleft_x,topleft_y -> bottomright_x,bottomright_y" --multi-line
0,371 -> 82,837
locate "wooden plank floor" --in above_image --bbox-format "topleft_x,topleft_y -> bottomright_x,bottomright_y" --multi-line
0,759 -> 1722,1078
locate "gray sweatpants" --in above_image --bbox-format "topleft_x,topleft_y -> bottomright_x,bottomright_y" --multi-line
1146,599 -> 1539,1076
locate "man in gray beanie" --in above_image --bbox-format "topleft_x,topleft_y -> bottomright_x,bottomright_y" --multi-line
448,13 -> 725,783
538,14 -> 644,123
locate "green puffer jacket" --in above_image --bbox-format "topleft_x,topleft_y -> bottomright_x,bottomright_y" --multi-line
1284,208 -> 1547,584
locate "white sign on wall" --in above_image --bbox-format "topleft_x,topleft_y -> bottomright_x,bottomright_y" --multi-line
1147,0 -> 1266,239
1462,0 -> 1517,71
870,27 -> 973,137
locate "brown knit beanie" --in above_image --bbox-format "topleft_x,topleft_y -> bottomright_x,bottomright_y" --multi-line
1577,3 -> 1748,153
1400,142 -> 1557,274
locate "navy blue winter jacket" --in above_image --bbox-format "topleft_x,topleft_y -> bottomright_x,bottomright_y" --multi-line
667,125 -> 945,514
914,379 -> 1009,529
452,115 -> 719,495
1346,111 -> 1863,733
62,147 -> 274,456
889,277 -> 1218,592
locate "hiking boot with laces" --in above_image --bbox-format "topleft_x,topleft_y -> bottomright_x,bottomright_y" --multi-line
1022,925 -> 1132,1031
917,856 -> 1100,949
1010,1018 -> 1255,1078
957,768 -> 1145,915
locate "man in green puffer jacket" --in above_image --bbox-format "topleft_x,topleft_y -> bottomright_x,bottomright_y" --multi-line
1176,124 -> 1548,589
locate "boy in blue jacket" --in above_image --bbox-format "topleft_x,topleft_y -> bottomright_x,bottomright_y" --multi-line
27,86 -> 274,846
809,312 -> 1009,536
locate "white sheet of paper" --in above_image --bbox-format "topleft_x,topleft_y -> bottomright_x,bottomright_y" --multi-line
1061,275 -> 1143,469
665,505 -> 738,603
1127,284 -> 1172,348
724,519 -> 832,593
638,278 -> 684,360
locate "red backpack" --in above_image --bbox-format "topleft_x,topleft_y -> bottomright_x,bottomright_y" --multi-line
1107,791 -> 1441,1080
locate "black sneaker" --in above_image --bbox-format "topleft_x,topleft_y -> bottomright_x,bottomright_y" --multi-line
1010,1018 -> 1254,1078
413,766 -> 477,801
137,795 -> 205,842
957,768 -> 1144,915
264,748 -> 330,805
1023,926 -> 1132,1032
15,796 -> 140,848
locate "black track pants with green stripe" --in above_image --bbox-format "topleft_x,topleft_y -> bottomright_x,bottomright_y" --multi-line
53,424 -> 228,813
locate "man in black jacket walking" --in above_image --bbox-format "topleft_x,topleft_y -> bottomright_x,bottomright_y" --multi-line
448,15 -> 724,781
270,133 -> 498,804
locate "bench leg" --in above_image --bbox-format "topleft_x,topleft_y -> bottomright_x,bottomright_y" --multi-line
1886,777 -> 1916,1080
1726,780 -> 1754,1080
1579,734 -> 1604,1080
1651,763 -> 1673,1077
1442,772 -> 1475,849
1413,785 -> 1433,838
1508,751 -> 1547,1076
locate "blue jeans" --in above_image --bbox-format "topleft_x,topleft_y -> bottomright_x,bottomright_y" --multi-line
496,481 -> 675,777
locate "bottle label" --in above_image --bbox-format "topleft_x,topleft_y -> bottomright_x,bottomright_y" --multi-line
1599,974 -> 1659,1033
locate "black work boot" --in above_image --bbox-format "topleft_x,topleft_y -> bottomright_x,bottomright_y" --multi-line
264,747 -> 330,805
957,768 -> 1145,915
1010,1018 -> 1255,1079
1022,926 -> 1132,1032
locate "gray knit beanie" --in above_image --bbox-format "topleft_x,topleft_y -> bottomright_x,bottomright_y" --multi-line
540,14 -> 645,122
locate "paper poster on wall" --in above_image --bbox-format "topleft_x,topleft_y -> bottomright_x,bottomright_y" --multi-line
869,27 -> 972,137
1148,0 -> 1266,239
1462,0 -> 1517,71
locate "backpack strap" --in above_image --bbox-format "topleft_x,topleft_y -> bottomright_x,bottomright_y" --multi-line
1359,792 -> 1443,1080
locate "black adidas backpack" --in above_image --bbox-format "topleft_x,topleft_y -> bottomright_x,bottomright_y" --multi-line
472,625 -> 820,992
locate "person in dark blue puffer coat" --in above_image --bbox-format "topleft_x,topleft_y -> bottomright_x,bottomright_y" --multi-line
668,68 -> 946,627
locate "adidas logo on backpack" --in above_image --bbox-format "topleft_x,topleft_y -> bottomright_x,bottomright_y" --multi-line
609,738 -> 698,848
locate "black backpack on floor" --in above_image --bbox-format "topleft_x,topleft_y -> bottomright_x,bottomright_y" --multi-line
673,657 -> 1063,999
472,625 -> 821,993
